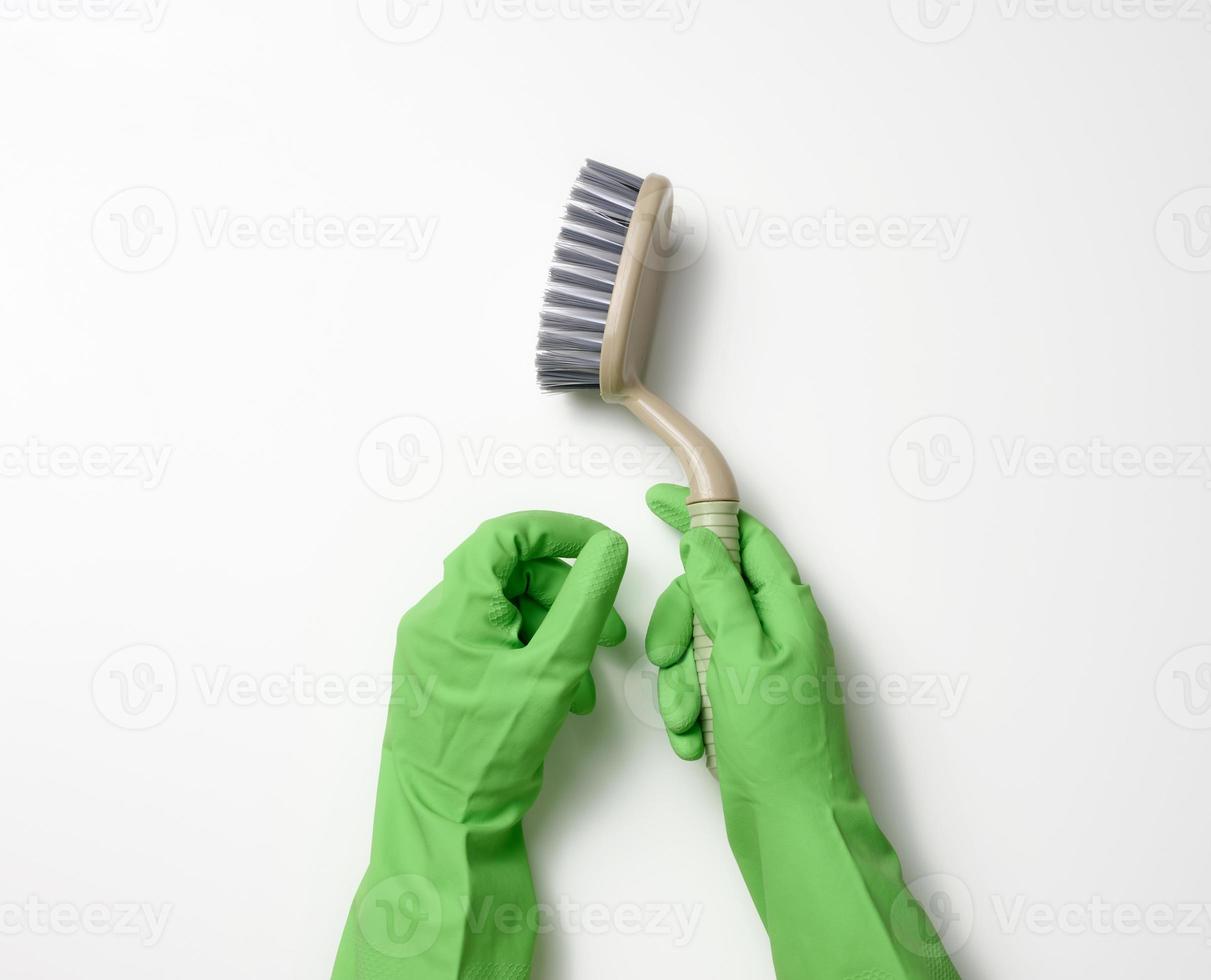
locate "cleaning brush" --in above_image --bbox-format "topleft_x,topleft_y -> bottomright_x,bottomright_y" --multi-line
536,159 -> 740,774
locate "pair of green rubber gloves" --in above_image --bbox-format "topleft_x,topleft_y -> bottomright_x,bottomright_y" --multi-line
331,485 -> 959,980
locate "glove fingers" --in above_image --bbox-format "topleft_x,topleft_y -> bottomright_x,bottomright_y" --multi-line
595,608 -> 627,649
658,649 -> 701,734
645,576 -> 694,667
569,670 -> 597,715
532,529 -> 629,678
737,512 -> 801,593
516,593 -> 548,645
644,483 -> 692,533
446,511 -> 611,617
647,483 -> 803,595
518,593 -> 598,715
649,490 -> 824,674
680,528 -> 761,642
667,722 -> 705,761
511,558 -> 627,647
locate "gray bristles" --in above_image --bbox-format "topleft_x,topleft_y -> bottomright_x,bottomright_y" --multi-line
536,159 -> 643,391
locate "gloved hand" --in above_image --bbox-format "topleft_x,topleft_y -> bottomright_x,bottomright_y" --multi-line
644,484 -> 959,980
332,512 -> 628,980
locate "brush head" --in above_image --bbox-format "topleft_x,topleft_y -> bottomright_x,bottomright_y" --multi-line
534,162 -> 738,504
536,159 -> 644,392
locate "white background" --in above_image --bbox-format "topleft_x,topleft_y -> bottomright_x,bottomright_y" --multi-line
2,1 -> 1210,978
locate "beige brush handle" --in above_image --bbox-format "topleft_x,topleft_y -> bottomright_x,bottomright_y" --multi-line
688,500 -> 741,775
599,172 -> 741,775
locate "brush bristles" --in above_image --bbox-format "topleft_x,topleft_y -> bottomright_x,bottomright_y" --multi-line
536,159 -> 643,391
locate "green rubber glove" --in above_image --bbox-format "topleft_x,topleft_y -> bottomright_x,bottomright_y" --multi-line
644,484 -> 959,980
332,512 -> 628,980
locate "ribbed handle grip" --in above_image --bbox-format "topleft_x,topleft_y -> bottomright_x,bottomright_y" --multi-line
687,500 -> 741,775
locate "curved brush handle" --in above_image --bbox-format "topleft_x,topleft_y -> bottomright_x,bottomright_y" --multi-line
687,500 -> 741,775
617,388 -> 739,775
